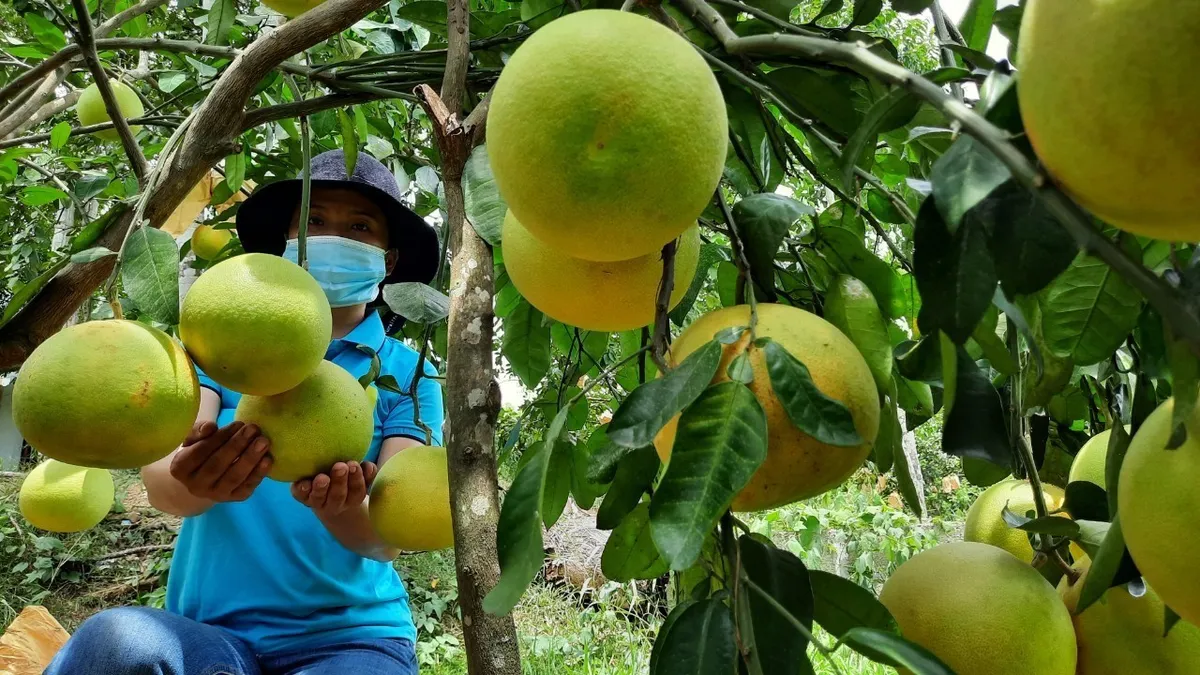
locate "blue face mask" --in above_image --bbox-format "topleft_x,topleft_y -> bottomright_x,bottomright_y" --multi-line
283,236 -> 388,308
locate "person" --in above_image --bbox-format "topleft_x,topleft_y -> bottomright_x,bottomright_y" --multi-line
46,150 -> 445,675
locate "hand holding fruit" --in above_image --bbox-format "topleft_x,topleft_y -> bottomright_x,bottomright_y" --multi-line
170,421 -> 273,503
291,461 -> 378,519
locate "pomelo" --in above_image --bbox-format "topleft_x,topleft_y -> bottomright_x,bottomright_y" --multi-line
180,253 -> 331,396
1059,557 -> 1200,674
13,320 -> 200,469
1069,429 -> 1112,489
1018,1 -> 1200,240
369,445 -> 454,551
501,212 -> 700,331
261,0 -> 327,17
964,478 -> 1066,563
880,541 -> 1077,675
191,225 -> 234,261
235,360 -> 373,482
823,275 -> 891,393
487,9 -> 727,262
1119,398 -> 1200,627
75,81 -> 144,142
19,460 -> 113,533
654,304 -> 880,511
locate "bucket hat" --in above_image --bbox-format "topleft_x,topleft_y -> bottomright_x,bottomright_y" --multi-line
236,150 -> 439,285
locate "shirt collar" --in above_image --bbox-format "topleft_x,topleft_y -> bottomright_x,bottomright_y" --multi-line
331,309 -> 387,353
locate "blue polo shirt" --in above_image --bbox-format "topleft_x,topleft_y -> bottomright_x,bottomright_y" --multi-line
166,310 -> 445,655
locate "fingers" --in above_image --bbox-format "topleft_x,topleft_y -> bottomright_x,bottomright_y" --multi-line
292,478 -> 313,504
170,422 -> 243,479
193,424 -> 259,489
308,472 -> 331,507
211,436 -> 270,497
229,458 -> 271,502
342,463 -> 367,510
324,463 -> 351,511
184,420 -> 217,445
361,461 -> 379,488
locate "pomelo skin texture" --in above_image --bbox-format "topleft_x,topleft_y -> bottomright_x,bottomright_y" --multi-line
235,360 -> 374,483
180,253 -> 331,396
1119,398 -> 1200,627
501,212 -> 700,331
1069,429 -> 1112,488
964,478 -> 1066,563
13,320 -> 200,469
1059,558 -> 1200,674
880,541 -> 1077,675
191,225 -> 234,261
75,81 -> 144,142
487,10 -> 727,262
1018,1 -> 1200,241
369,445 -> 454,551
261,0 -> 327,17
654,304 -> 880,511
19,460 -> 114,533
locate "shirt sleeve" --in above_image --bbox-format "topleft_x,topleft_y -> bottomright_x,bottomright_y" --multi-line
382,361 -> 445,446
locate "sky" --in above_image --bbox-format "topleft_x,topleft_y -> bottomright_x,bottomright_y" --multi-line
935,0 -> 1021,60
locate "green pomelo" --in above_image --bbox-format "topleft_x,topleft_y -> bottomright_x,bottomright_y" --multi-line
75,81 -> 144,142
1069,429 -> 1112,489
13,320 -> 200,469
191,225 -> 234,261
180,253 -> 331,396
261,0 -> 327,17
19,460 -> 114,533
823,274 -> 892,393
487,9 -> 727,262
369,445 -> 454,552
963,478 -> 1066,564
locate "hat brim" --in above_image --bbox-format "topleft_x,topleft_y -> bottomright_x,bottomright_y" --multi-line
235,178 -> 440,285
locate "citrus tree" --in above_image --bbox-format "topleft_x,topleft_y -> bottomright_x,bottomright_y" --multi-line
2,0 -> 1198,674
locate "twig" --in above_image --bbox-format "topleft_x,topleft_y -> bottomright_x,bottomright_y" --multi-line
714,190 -> 760,336
930,1 -> 964,101
743,575 -> 844,674
708,0 -> 822,37
69,0 -> 149,186
0,471 -> 24,479
651,240 -> 677,373
15,159 -> 87,215
0,116 -> 180,150
90,543 -> 173,563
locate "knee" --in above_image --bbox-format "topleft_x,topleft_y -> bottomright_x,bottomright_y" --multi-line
47,607 -> 175,675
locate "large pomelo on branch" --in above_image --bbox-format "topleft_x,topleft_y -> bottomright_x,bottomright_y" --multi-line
235,360 -> 374,482
75,80 -> 144,142
1018,0 -> 1200,240
964,478 -> 1066,563
180,253 -> 331,396
12,320 -> 200,469
19,460 -> 114,533
501,211 -> 700,332
261,0 -> 327,17
369,445 -> 454,552
487,9 -> 727,262
1059,557 -> 1200,674
1118,398 -> 1200,627
880,541 -> 1077,675
654,304 -> 880,511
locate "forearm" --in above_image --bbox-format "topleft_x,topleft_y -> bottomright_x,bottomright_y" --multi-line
142,452 -> 215,517
318,498 -> 398,562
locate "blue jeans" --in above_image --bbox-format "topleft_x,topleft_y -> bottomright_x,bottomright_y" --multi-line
43,606 -> 419,675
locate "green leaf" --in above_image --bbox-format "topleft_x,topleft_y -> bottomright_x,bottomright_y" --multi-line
887,385 -> 924,517
483,442 -> 552,616
601,502 -> 669,582
809,570 -> 896,638
722,84 -> 784,193
0,259 -> 69,329
204,0 -> 236,45
339,109 -> 359,176
159,71 -> 188,93
69,246 -> 116,264
849,0 -> 883,26
873,396 -> 896,474
1002,508 -> 1080,537
942,345 -> 1012,467
543,439 -> 571,528
765,67 -> 863,139
894,337 -> 942,384
970,305 -> 1015,375
394,1 -> 449,35
738,536 -> 816,675
825,275 -> 892,393
501,300 -> 552,388
74,173 -> 112,202
649,599 -> 736,675
813,0 -> 844,22
382,282 -> 449,323
727,352 -> 755,384
671,244 -> 724,326
596,446 -> 660,530
24,13 -> 65,52
978,181 -> 1078,296
840,89 -> 919,191
913,197 -> 997,344
762,339 -> 863,447
520,0 -> 566,28
570,434 -> 607,509
463,146 -> 506,246
842,628 -> 955,675
896,375 -> 935,418
891,0 -> 933,13
1076,515 -> 1140,613
931,136 -> 1010,230
607,340 -> 723,448
120,227 -> 181,325
223,151 -> 246,196
650,382 -> 767,569
50,122 -> 72,150
958,0 -> 998,52
1062,481 -> 1108,523
814,225 -> 903,319
21,185 -> 68,207
1165,329 -> 1199,450
734,194 -> 814,301
1040,243 -> 1144,366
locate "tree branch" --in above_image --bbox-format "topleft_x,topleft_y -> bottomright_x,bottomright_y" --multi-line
15,159 -> 87,215
651,240 -> 677,373
241,91 -> 390,130
0,115 -> 180,150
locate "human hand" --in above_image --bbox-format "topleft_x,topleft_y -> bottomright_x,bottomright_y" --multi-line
169,421 -> 273,503
291,461 -> 379,519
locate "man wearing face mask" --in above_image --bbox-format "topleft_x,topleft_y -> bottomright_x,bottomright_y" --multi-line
45,150 -> 443,675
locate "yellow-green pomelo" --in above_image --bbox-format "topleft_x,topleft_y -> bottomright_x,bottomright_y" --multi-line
823,275 -> 891,393
1119,398 -> 1200,626
261,0 -> 326,17
13,320 -> 200,469
19,460 -> 113,533
964,478 -> 1066,564
1059,557 -> 1200,674
654,304 -> 880,511
191,225 -> 234,261
1070,429 -> 1113,488
75,81 -> 144,142
369,445 -> 453,551
235,360 -> 373,482
487,10 -> 727,262
880,541 -> 1077,675
180,253 -> 331,396
502,212 -> 700,331
1018,1 -> 1200,241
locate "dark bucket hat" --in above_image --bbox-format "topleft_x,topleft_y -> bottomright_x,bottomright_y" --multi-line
236,149 -> 440,285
